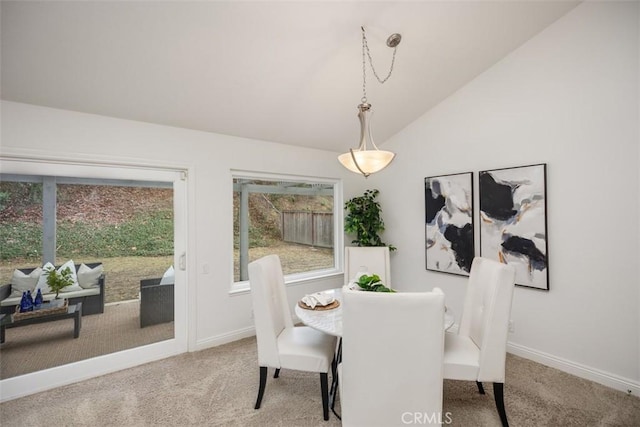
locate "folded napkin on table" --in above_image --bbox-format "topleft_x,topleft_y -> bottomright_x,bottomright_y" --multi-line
301,292 -> 334,309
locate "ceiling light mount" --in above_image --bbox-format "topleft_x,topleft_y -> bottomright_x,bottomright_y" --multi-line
386,33 -> 402,48
338,26 -> 401,178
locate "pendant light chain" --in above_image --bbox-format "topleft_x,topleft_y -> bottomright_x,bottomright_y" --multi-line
361,26 -> 398,106
362,28 -> 368,103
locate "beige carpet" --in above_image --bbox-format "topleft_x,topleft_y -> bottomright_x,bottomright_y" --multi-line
1,336 -> 638,426
1,301 -> 174,379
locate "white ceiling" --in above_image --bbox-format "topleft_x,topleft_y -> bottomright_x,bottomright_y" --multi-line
1,1 -> 580,152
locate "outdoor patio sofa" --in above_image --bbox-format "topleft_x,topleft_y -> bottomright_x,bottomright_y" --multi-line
0,262 -> 105,316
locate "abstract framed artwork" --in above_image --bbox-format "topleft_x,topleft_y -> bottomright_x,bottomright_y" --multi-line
425,172 -> 474,276
479,163 -> 549,290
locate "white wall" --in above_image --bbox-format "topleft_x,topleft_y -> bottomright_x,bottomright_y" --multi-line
368,1 -> 640,391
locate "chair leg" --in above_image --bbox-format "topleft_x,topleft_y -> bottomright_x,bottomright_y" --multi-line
274,368 -> 280,378
255,366 -> 268,409
330,370 -> 339,411
320,372 -> 329,421
493,382 -> 509,427
331,338 -> 342,378
476,381 -> 485,394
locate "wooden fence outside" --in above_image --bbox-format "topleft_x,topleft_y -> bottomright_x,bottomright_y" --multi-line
282,211 -> 333,248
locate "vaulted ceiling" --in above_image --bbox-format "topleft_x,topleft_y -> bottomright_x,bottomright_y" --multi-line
1,1 -> 579,152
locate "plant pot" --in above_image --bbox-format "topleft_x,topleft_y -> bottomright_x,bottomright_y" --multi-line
49,298 -> 65,308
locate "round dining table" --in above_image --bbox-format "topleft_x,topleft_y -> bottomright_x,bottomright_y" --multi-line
294,288 -> 455,337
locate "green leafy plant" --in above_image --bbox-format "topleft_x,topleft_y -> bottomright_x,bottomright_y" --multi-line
44,266 -> 74,298
344,189 -> 396,251
356,274 -> 396,293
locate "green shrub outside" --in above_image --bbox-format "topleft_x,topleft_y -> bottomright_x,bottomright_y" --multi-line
0,222 -> 42,260
0,210 -> 173,261
0,191 -> 10,212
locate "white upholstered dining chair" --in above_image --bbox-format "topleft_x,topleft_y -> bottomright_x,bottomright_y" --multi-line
340,288 -> 445,427
248,254 -> 337,421
344,246 -> 391,287
443,257 -> 516,427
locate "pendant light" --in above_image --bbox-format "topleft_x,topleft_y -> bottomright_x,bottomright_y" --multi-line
338,26 -> 401,178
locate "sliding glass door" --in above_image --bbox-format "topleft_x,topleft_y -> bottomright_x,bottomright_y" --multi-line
0,158 -> 188,400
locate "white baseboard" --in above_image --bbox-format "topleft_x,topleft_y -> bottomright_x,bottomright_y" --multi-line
194,319 -> 305,352
193,326 -> 256,352
507,342 -> 640,396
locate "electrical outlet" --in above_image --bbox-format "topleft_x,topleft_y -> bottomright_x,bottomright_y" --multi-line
508,320 -> 515,333
250,309 -> 254,319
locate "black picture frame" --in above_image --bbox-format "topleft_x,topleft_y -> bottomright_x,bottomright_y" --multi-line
479,163 -> 549,290
425,172 -> 474,276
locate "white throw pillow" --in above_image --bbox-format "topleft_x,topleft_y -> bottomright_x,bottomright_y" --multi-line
159,266 -> 175,286
35,262 -> 55,294
9,267 -> 43,297
77,263 -> 104,289
58,260 -> 83,293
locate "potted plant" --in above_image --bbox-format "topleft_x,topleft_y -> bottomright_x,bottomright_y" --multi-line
344,189 -> 396,251
44,266 -> 74,301
354,274 -> 395,293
